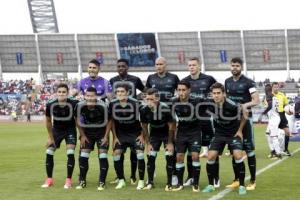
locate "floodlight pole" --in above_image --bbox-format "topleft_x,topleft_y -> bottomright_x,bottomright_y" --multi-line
27,0 -> 59,33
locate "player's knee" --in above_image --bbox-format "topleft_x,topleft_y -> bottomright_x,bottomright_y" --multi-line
247,151 -> 255,157
148,151 -> 157,157
80,151 -> 90,158
176,154 -> 184,162
66,149 -> 75,155
113,155 -> 121,161
46,148 -> 55,155
99,153 -> 108,159
191,154 -> 199,161
137,152 -> 144,160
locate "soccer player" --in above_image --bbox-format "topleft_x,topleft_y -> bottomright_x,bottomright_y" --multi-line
225,57 -> 260,191
109,58 -> 145,185
272,82 -> 291,156
146,57 -> 180,103
181,57 -> 217,187
202,82 -> 247,195
77,59 -> 112,101
109,83 -> 146,190
110,58 -> 145,98
171,81 -> 202,192
145,56 -> 179,185
75,87 -> 112,190
140,88 -> 176,191
41,83 -> 78,189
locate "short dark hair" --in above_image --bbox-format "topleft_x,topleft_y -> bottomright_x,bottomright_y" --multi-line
89,59 -> 100,67
56,83 -> 69,92
272,82 -> 279,87
264,84 -> 272,94
146,88 -> 159,96
117,58 -> 129,66
86,86 -> 97,94
115,83 -> 129,92
210,82 -> 225,93
188,57 -> 200,63
230,57 -> 243,66
177,80 -> 191,89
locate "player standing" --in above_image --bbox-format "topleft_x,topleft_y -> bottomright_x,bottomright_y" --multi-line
140,88 -> 176,191
109,58 -> 145,185
75,87 -> 111,190
181,57 -> 217,187
225,57 -> 260,190
109,84 -> 146,190
202,83 -> 247,195
41,83 -> 78,189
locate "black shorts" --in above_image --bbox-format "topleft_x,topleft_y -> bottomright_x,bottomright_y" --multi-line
114,135 -> 144,152
200,120 -> 215,146
279,112 -> 289,129
242,119 -> 255,152
149,136 -> 168,151
52,127 -> 77,148
175,133 -> 201,154
209,135 -> 243,153
81,132 -> 108,151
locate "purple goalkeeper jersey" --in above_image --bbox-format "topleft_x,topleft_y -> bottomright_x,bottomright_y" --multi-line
78,76 -> 112,99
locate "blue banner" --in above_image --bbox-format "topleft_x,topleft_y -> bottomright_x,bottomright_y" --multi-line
290,119 -> 300,142
220,50 -> 227,63
16,52 -> 23,65
117,33 -> 158,67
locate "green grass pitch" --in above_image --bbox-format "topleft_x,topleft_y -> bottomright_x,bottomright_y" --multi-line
0,122 -> 299,200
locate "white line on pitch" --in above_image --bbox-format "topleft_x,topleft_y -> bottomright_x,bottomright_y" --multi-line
208,147 -> 300,200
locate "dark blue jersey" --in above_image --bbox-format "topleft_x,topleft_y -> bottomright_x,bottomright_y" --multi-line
45,97 -> 78,129
206,98 -> 242,137
146,72 -> 179,102
182,73 -> 216,98
110,74 -> 145,98
75,100 -> 108,135
108,97 -> 142,137
140,102 -> 174,137
171,97 -> 203,135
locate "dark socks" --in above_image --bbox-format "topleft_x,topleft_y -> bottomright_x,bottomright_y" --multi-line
46,154 -> 54,178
